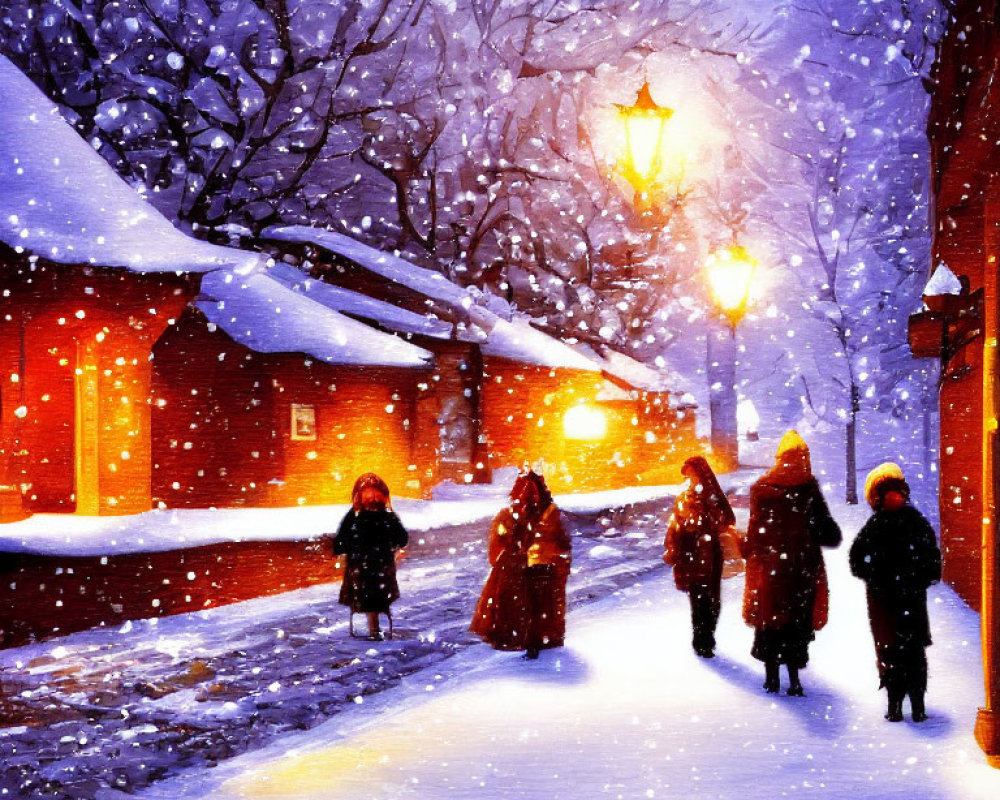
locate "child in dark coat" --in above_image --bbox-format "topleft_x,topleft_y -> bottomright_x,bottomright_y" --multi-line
663,456 -> 736,658
330,473 -> 408,640
850,462 -> 941,722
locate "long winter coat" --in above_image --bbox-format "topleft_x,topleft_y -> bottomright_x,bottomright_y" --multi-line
663,489 -> 730,595
849,505 -> 941,675
741,472 -> 841,634
470,503 -> 571,651
330,509 -> 408,614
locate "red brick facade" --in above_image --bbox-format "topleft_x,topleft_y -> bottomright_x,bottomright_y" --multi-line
0,250 -> 196,516
913,3 -> 1000,607
150,307 -> 436,507
481,360 -> 698,492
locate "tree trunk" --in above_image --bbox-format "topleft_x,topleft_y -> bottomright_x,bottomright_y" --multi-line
707,323 -> 738,472
845,384 -> 859,505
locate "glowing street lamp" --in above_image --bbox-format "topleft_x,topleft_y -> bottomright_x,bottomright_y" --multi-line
616,82 -> 674,203
705,244 -> 757,331
704,244 -> 757,471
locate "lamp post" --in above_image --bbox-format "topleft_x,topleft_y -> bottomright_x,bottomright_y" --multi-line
704,244 -> 757,471
616,82 -> 674,212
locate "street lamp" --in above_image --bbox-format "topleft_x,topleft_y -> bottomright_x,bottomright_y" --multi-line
705,244 -> 757,329
704,244 -> 757,471
616,82 -> 674,209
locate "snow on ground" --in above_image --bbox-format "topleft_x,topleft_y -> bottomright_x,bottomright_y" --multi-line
2,478 -> 997,799
136,500 -> 1000,800
0,484 -> 693,798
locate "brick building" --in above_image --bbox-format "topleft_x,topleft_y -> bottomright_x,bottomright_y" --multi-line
0,55 -> 263,518
908,6 -> 1000,609
150,271 -> 435,507
263,226 -> 699,493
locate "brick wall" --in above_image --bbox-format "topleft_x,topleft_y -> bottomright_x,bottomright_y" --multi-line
481,359 -> 700,492
151,308 -> 434,508
0,254 -> 195,515
925,2 -> 1000,607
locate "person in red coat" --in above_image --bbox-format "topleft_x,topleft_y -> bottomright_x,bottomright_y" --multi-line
741,431 -> 841,695
663,456 -> 736,658
330,473 -> 408,640
470,471 -> 572,659
850,463 -> 941,722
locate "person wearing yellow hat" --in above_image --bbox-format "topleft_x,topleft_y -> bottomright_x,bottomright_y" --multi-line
741,431 -> 841,696
849,462 -> 941,722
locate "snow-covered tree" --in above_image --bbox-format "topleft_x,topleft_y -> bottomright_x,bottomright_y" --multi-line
733,0 -> 948,500
2,0 -> 949,494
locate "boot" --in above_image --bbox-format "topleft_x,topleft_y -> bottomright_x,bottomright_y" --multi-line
906,652 -> 929,722
693,631 -> 715,659
885,689 -> 904,722
786,665 -> 805,697
764,660 -> 780,694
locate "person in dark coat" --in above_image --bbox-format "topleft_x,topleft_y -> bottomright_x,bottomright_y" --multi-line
330,473 -> 408,640
849,462 -> 941,722
741,431 -> 841,696
470,471 -> 571,659
663,456 -> 736,658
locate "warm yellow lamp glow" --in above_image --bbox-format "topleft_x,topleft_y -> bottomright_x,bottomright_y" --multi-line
705,244 -> 757,326
616,83 -> 674,194
563,404 -> 608,441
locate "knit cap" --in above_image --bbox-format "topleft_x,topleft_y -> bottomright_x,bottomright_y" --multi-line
864,462 -> 906,509
776,430 -> 808,458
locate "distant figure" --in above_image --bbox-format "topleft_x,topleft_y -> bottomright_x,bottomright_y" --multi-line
850,463 -> 941,722
663,456 -> 736,658
330,473 -> 408,640
470,471 -> 571,659
741,431 -> 841,696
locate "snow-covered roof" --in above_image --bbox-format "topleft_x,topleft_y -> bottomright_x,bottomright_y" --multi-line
0,56 -> 262,275
264,225 -> 502,320
481,317 -> 600,372
196,270 -> 433,368
598,348 -> 694,395
263,225 -> 601,373
572,344 -> 694,397
923,262 -> 963,297
267,262 -> 453,339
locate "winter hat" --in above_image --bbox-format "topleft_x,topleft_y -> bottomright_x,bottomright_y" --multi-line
864,462 -> 909,510
769,430 -> 812,483
777,429 -> 810,466
776,430 -> 808,458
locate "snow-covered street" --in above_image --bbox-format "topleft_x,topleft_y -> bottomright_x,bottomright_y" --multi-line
113,501 -> 1000,800
0,496 -> 984,800
0,486 -> 699,799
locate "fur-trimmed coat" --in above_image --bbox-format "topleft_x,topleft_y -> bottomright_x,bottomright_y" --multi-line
741,468 -> 841,632
849,505 -> 941,665
470,503 -> 571,651
330,509 -> 408,613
